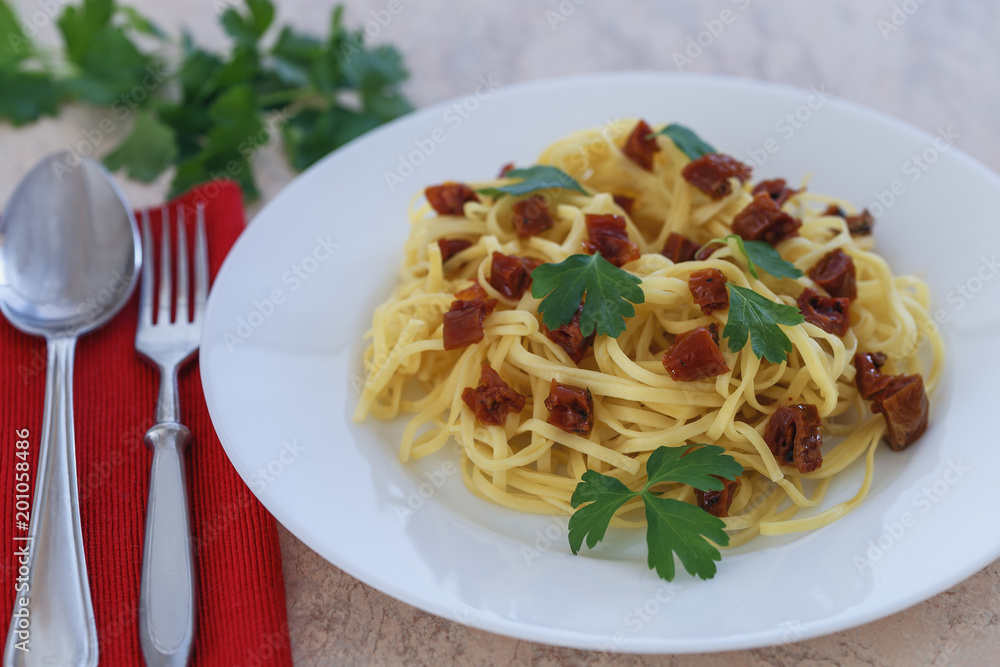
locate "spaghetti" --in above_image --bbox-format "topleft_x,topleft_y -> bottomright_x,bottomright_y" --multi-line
353,120 -> 943,548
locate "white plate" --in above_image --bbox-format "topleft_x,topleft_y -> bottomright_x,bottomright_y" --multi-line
200,72 -> 1000,653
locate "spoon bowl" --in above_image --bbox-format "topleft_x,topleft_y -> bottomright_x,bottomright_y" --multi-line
0,153 -> 140,336
0,152 -> 140,667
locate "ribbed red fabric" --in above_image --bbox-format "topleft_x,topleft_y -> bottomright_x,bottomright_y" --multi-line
0,181 -> 293,666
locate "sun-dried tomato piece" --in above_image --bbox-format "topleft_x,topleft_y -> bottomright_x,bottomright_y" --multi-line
621,120 -> 660,171
853,352 -> 893,401
846,210 -> 875,236
613,194 -> 635,215
582,213 -> 640,267
873,374 -> 929,450
498,162 -> 515,177
824,204 -> 875,236
809,248 -> 857,300
425,182 -> 480,216
764,404 -> 823,473
461,364 -> 526,426
437,238 -> 472,263
731,192 -> 801,245
682,154 -> 753,200
688,268 -> 729,315
544,304 -> 596,364
662,232 -> 700,264
454,283 -> 489,302
752,178 -> 800,207
488,252 -> 541,301
544,379 -> 595,435
852,352 -> 929,450
797,288 -> 851,336
662,326 -> 730,382
695,477 -> 741,517
443,285 -> 497,350
511,195 -> 554,238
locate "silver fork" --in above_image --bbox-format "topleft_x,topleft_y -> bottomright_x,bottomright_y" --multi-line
135,203 -> 208,667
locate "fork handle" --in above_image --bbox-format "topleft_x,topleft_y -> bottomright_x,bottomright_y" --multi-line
139,423 -> 195,667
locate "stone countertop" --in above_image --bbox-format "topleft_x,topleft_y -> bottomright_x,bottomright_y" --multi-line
3,0 -> 999,664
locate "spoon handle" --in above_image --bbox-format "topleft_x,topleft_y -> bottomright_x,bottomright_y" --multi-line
3,336 -> 98,667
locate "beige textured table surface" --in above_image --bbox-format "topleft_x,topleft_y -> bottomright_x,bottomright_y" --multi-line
3,1 -> 1000,665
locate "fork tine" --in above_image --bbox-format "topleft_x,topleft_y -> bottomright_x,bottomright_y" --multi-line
158,205 -> 172,325
175,207 -> 189,324
193,202 -> 208,321
139,209 -> 155,326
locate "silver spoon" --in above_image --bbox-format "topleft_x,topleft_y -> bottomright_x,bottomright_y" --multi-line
0,153 -> 141,667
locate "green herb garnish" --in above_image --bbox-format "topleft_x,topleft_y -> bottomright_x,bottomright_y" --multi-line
478,165 -> 588,198
653,123 -> 717,160
0,0 -> 412,199
724,285 -> 804,364
531,253 -> 644,338
701,234 -> 804,280
569,445 -> 742,581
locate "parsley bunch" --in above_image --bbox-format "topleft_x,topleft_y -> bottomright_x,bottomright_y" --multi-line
0,0 -> 412,199
569,445 -> 742,581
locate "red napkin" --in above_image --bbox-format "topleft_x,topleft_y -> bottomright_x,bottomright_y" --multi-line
0,181 -> 293,666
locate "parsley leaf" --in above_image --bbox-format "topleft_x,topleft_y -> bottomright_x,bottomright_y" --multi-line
103,110 -> 178,182
654,123 -> 717,160
531,253 -> 644,338
568,445 -> 742,581
568,472 -> 636,552
0,0 -> 32,66
703,234 -> 804,280
220,0 -> 275,48
724,285 -> 804,364
642,495 -> 730,581
0,70 -> 61,125
479,165 -> 588,198
644,444 -> 743,491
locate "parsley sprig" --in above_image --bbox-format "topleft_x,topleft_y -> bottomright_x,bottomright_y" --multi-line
653,123 -> 717,160
702,234 -> 804,280
478,165 -> 588,198
696,235 -> 805,364
569,445 -> 743,581
0,0 -> 412,199
725,285 -> 804,364
531,253 -> 644,338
